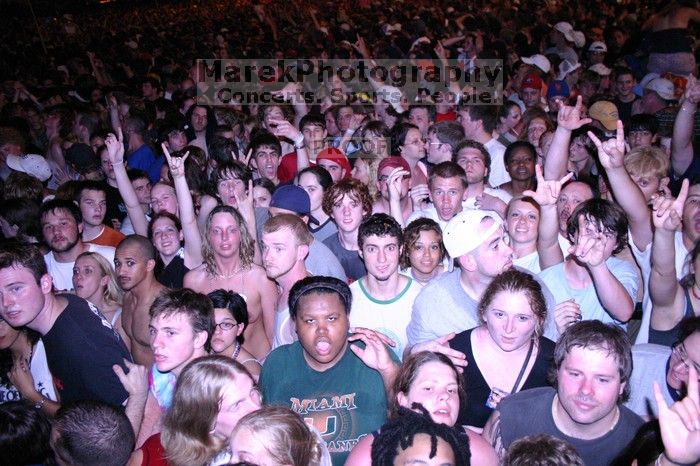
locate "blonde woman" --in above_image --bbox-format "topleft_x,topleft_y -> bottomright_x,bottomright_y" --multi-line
131,355 -> 261,466
72,251 -> 128,347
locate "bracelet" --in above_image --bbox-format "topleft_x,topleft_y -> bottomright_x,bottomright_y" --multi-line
33,396 -> 46,410
295,143 -> 306,150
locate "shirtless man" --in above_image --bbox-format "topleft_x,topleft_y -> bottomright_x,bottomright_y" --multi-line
184,205 -> 277,360
115,235 -> 166,366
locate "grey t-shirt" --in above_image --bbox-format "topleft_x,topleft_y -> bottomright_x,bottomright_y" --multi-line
322,233 -> 367,282
407,267 -> 559,346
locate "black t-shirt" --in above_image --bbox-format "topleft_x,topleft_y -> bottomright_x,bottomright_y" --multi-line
43,294 -> 131,406
101,181 -> 127,224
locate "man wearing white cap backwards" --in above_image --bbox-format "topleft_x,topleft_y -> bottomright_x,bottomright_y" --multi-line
407,210 -> 559,348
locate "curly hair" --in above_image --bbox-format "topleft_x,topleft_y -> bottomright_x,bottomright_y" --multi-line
371,406 -> 471,466
399,218 -> 446,269
202,205 -> 255,274
321,178 -> 373,218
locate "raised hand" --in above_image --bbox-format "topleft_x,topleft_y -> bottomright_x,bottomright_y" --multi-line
523,164 -> 574,207
589,120 -> 625,170
387,167 -> 409,201
162,142 -> 189,180
235,179 -> 255,219
105,128 -> 125,165
268,118 -> 302,142
557,95 -> 592,131
568,214 -> 608,267
653,365 -> 700,465
270,82 -> 302,102
352,34 -> 371,59
410,183 -> 430,209
651,178 -> 689,231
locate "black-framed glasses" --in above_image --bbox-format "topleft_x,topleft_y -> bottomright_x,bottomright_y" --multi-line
214,321 -> 239,332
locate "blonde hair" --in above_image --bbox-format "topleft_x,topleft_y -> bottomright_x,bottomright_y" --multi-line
75,251 -> 122,307
232,406 -> 324,466
202,205 -> 255,275
162,356 -> 256,466
624,146 -> 670,180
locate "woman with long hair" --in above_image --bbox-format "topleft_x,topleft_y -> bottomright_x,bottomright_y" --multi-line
344,351 -> 498,465
449,269 -> 554,429
132,355 -> 261,466
72,251 -> 129,347
352,121 -> 391,198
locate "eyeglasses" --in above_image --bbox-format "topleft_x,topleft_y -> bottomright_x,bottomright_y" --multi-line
214,321 -> 239,332
426,140 -> 443,148
672,342 -> 700,374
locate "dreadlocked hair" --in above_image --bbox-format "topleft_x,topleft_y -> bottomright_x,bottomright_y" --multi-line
370,405 -> 471,466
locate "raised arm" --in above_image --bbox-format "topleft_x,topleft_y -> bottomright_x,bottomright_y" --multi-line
105,130 -> 148,236
523,164 -> 572,268
386,167 -> 411,227
269,118 -> 308,172
569,214 -> 635,322
543,96 -> 592,180
650,179 -> 689,330
671,75 -> 699,177
161,144 -> 203,269
271,83 -> 309,128
590,121 -> 653,249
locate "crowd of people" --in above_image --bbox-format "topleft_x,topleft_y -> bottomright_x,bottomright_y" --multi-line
1,0 -> 700,465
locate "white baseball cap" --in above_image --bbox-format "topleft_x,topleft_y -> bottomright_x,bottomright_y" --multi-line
6,154 -> 52,182
522,54 -> 551,74
443,210 -> 503,258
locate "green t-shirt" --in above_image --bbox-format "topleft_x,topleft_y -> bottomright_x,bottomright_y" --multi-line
260,338 -> 389,466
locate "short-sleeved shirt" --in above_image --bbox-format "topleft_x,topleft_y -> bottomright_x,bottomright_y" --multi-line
538,257 -> 639,326
260,340 -> 388,466
42,294 -> 131,406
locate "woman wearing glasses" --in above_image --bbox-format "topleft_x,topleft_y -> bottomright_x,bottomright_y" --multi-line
208,289 -> 261,380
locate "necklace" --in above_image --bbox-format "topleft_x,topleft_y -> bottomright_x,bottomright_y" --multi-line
214,266 -> 243,280
232,341 -> 241,360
